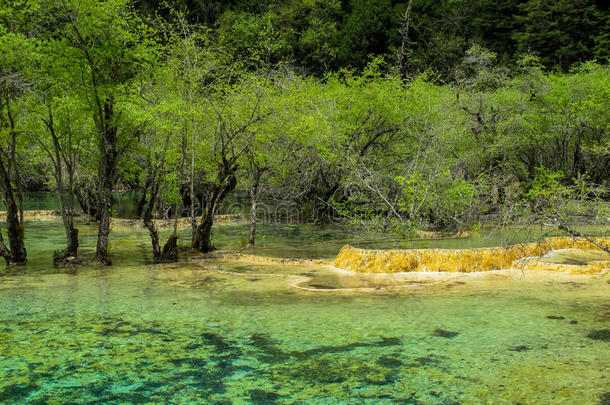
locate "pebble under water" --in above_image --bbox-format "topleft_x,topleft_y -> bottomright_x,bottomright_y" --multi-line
0,220 -> 608,404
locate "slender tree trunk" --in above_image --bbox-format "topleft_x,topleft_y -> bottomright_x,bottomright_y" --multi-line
192,173 -> 237,252
0,97 -> 26,265
0,228 -> 11,263
143,213 -> 161,260
96,193 -> 112,264
558,224 -> 610,255
56,170 -> 79,258
173,122 -> 188,235
135,171 -> 152,220
397,0 -> 414,80
248,170 -> 262,245
142,141 -> 178,262
189,130 -> 197,240
144,209 -> 177,262
75,186 -> 98,221
95,97 -> 118,265
5,98 -> 24,226
47,113 -> 79,259
0,162 -> 26,265
142,170 -> 177,262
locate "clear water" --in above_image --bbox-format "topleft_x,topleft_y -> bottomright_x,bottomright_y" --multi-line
0,220 -> 609,404
0,192 -> 140,219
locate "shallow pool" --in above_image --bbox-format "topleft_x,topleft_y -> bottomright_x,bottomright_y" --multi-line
0,220 -> 608,404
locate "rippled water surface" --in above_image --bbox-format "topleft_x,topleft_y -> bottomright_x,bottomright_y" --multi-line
0,220 -> 608,404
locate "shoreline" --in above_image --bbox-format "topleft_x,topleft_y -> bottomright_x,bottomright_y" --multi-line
0,210 -> 246,228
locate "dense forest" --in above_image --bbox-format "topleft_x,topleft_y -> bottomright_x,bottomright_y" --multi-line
0,0 -> 608,265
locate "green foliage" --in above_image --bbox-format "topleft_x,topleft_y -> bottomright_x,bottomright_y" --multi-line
138,0 -> 609,78
524,167 -> 568,208
53,248 -> 66,262
217,9 -> 291,67
2,0 -> 609,245
513,0 -> 605,71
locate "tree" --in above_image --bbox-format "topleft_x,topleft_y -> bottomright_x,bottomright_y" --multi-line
524,167 -> 609,255
24,31 -> 96,261
36,0 -> 157,264
191,74 -> 273,252
0,17 -> 31,265
241,75 -> 305,245
513,0 -> 602,70
26,94 -> 90,261
132,64 -> 182,262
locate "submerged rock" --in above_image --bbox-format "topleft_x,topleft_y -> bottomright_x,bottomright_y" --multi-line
307,284 -> 335,290
546,315 -> 565,320
587,329 -> 610,342
249,389 -> 282,404
433,329 -> 459,338
508,345 -> 531,352
377,355 -> 403,368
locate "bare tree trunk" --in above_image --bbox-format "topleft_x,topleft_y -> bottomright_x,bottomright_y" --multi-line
75,185 -> 99,221
558,224 -> 610,255
56,167 -> 79,258
248,170 -> 262,245
143,214 -> 161,260
95,97 -> 119,265
0,229 -> 11,263
135,171 -> 152,220
189,129 -> 197,240
46,111 -> 79,259
397,0 -> 414,80
173,122 -> 188,235
142,170 -> 177,263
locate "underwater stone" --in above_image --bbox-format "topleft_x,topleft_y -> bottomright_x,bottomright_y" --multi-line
413,356 -> 441,366
249,389 -> 282,404
377,355 -> 403,368
307,284 -> 335,289
433,329 -> 459,338
508,345 -> 531,352
587,329 -> 610,342
570,320 -> 578,325
378,336 -> 401,346
0,383 -> 37,402
546,315 -> 565,320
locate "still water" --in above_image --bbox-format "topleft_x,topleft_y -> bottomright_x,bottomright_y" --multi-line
0,220 -> 608,404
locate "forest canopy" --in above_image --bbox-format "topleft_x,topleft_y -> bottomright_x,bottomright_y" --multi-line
135,0 -> 610,77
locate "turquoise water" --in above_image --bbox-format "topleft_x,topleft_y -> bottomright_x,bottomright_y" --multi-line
0,192 -> 140,219
0,220 -> 609,404
212,222 -> 610,259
